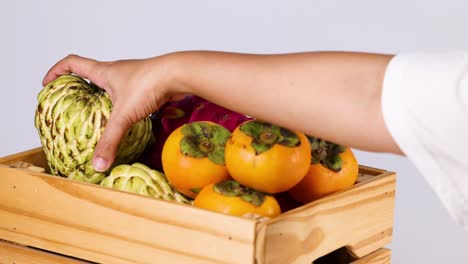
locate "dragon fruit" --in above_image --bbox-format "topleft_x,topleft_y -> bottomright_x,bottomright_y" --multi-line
139,95 -> 251,170
189,101 -> 251,131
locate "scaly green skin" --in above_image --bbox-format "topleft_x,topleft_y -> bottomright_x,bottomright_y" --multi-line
34,75 -> 152,183
100,163 -> 191,204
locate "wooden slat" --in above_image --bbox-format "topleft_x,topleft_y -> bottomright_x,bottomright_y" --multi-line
0,148 -> 394,264
255,172 -> 396,263
351,248 -> 391,264
357,165 -> 387,176
0,165 -> 256,264
0,147 -> 47,168
0,240 -> 89,264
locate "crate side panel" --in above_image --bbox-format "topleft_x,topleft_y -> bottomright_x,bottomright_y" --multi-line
0,147 -> 47,168
351,248 -> 391,264
0,165 -> 256,264
0,240 -> 90,264
256,172 -> 396,264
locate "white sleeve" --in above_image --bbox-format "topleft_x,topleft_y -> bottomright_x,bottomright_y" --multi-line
381,52 -> 468,230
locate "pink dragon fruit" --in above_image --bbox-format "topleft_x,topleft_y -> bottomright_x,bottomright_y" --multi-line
188,101 -> 251,132
139,95 -> 251,170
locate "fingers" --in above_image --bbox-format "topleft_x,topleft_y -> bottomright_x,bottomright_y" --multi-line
92,111 -> 131,172
42,54 -> 98,86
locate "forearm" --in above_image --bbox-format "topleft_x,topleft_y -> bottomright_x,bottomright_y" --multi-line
165,51 -> 400,154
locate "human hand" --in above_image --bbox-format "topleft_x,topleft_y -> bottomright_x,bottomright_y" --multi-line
42,54 -> 183,172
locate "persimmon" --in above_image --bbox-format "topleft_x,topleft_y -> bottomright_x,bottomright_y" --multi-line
289,136 -> 359,203
193,181 -> 281,217
161,121 -> 231,198
225,120 -> 311,194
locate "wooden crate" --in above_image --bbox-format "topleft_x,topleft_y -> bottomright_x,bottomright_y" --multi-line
0,240 -> 392,264
312,247 -> 391,264
0,148 -> 396,264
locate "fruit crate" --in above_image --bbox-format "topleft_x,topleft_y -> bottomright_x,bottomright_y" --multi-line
0,148 -> 396,264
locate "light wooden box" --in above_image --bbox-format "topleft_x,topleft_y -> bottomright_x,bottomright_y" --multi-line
0,148 -> 396,264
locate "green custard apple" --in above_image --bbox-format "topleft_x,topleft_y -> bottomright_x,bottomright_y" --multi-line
100,163 -> 191,204
34,74 -> 152,183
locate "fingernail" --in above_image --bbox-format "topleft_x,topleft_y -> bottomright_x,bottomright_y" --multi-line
93,157 -> 110,172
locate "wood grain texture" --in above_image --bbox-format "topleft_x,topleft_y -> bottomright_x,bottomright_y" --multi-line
255,172 -> 396,263
0,164 -> 256,264
0,148 -> 395,264
0,240 -> 89,264
351,248 -> 391,264
0,147 -> 47,169
357,165 -> 388,176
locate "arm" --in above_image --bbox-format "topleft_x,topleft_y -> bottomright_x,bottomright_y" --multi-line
168,51 -> 398,154
42,51 -> 400,172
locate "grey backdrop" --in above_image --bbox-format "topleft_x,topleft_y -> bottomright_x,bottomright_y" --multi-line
1,1 -> 468,263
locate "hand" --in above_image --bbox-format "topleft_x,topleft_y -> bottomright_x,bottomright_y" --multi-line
42,54 -> 181,172
43,51 -> 400,173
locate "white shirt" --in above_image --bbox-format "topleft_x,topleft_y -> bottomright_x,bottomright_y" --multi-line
382,52 -> 468,231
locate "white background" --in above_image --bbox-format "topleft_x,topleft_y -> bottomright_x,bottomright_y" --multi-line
1,1 -> 468,263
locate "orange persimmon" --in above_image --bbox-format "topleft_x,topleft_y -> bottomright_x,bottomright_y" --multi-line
194,181 -> 281,217
225,120 -> 311,194
289,137 -> 359,203
161,121 -> 231,198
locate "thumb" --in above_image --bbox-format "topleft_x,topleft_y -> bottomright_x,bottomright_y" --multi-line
92,111 -> 131,172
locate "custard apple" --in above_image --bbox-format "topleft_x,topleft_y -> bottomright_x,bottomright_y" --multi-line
34,74 -> 152,183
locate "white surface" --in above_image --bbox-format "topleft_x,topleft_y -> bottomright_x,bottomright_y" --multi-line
1,1 -> 467,263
